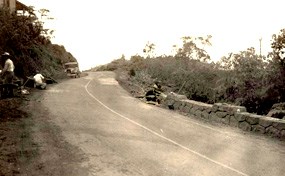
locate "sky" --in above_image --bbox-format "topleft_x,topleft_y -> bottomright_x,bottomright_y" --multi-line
19,0 -> 285,70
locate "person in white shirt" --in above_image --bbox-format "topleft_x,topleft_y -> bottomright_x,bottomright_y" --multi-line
0,52 -> 16,97
1,52 -> 15,84
33,70 -> 47,89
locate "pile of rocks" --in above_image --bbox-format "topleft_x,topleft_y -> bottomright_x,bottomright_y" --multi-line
267,103 -> 285,120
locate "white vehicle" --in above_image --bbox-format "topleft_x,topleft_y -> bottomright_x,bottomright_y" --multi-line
64,62 -> 80,78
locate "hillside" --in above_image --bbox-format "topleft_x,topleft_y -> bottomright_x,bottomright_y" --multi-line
94,34 -> 285,116
0,7 -> 77,80
0,6 -> 80,175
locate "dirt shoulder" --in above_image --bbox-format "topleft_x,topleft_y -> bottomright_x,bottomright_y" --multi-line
0,87 -> 88,176
0,98 -> 28,176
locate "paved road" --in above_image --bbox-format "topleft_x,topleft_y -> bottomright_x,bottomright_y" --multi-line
40,71 -> 285,176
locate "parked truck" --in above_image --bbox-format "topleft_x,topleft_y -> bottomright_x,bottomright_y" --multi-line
64,62 -> 80,78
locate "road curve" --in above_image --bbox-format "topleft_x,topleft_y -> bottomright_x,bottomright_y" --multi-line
40,71 -> 285,176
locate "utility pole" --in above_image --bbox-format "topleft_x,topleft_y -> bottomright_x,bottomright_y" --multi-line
259,38 -> 262,57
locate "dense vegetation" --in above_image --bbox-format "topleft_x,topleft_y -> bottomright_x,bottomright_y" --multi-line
0,7 -> 77,79
94,32 -> 285,115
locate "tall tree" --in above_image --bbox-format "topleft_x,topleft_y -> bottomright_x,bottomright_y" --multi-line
175,35 -> 212,62
267,29 -> 285,104
143,42 -> 156,58
219,47 -> 270,113
270,28 -> 285,67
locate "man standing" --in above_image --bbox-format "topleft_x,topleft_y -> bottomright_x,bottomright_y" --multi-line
0,52 -> 15,97
1,52 -> 15,84
33,70 -> 47,90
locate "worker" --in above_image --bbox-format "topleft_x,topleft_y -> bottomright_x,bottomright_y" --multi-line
1,52 -> 15,84
0,52 -> 15,97
33,70 -> 47,89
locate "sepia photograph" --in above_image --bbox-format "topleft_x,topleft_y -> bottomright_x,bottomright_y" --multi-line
0,0 -> 285,175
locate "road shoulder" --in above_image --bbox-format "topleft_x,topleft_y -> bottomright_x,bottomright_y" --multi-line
0,88 -> 89,176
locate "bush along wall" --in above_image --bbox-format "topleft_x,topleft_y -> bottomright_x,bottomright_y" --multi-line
162,92 -> 285,140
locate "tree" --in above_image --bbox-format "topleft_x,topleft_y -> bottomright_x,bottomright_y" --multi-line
270,29 -> 285,67
143,42 -> 156,58
0,6 -> 70,77
266,29 -> 285,105
218,47 -> 270,113
0,7 -> 53,54
37,8 -> 54,40
216,53 -> 233,70
175,35 -> 212,62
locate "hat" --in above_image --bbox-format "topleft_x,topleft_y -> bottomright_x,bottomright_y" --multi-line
2,52 -> 10,56
1,52 -> 11,60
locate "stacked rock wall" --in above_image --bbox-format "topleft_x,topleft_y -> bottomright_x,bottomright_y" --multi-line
162,92 -> 285,140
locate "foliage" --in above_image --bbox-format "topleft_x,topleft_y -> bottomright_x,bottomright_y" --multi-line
270,29 -> 285,67
95,55 -> 129,71
0,8 -> 47,54
0,7 -> 76,78
99,31 -> 285,115
175,35 -> 212,62
267,29 -> 285,105
143,42 -> 156,58
215,48 -> 270,113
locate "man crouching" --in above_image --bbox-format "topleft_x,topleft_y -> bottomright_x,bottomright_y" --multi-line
33,70 -> 46,90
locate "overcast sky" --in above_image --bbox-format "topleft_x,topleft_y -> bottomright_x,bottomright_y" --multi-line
20,0 -> 285,70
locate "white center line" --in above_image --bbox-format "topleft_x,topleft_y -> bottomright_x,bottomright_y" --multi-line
85,79 -> 249,176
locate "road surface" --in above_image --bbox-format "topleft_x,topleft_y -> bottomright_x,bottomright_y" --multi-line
39,71 -> 285,176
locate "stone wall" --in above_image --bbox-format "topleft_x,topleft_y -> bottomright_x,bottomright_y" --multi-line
162,92 -> 285,140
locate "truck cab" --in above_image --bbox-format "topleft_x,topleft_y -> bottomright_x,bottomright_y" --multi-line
64,62 -> 80,78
